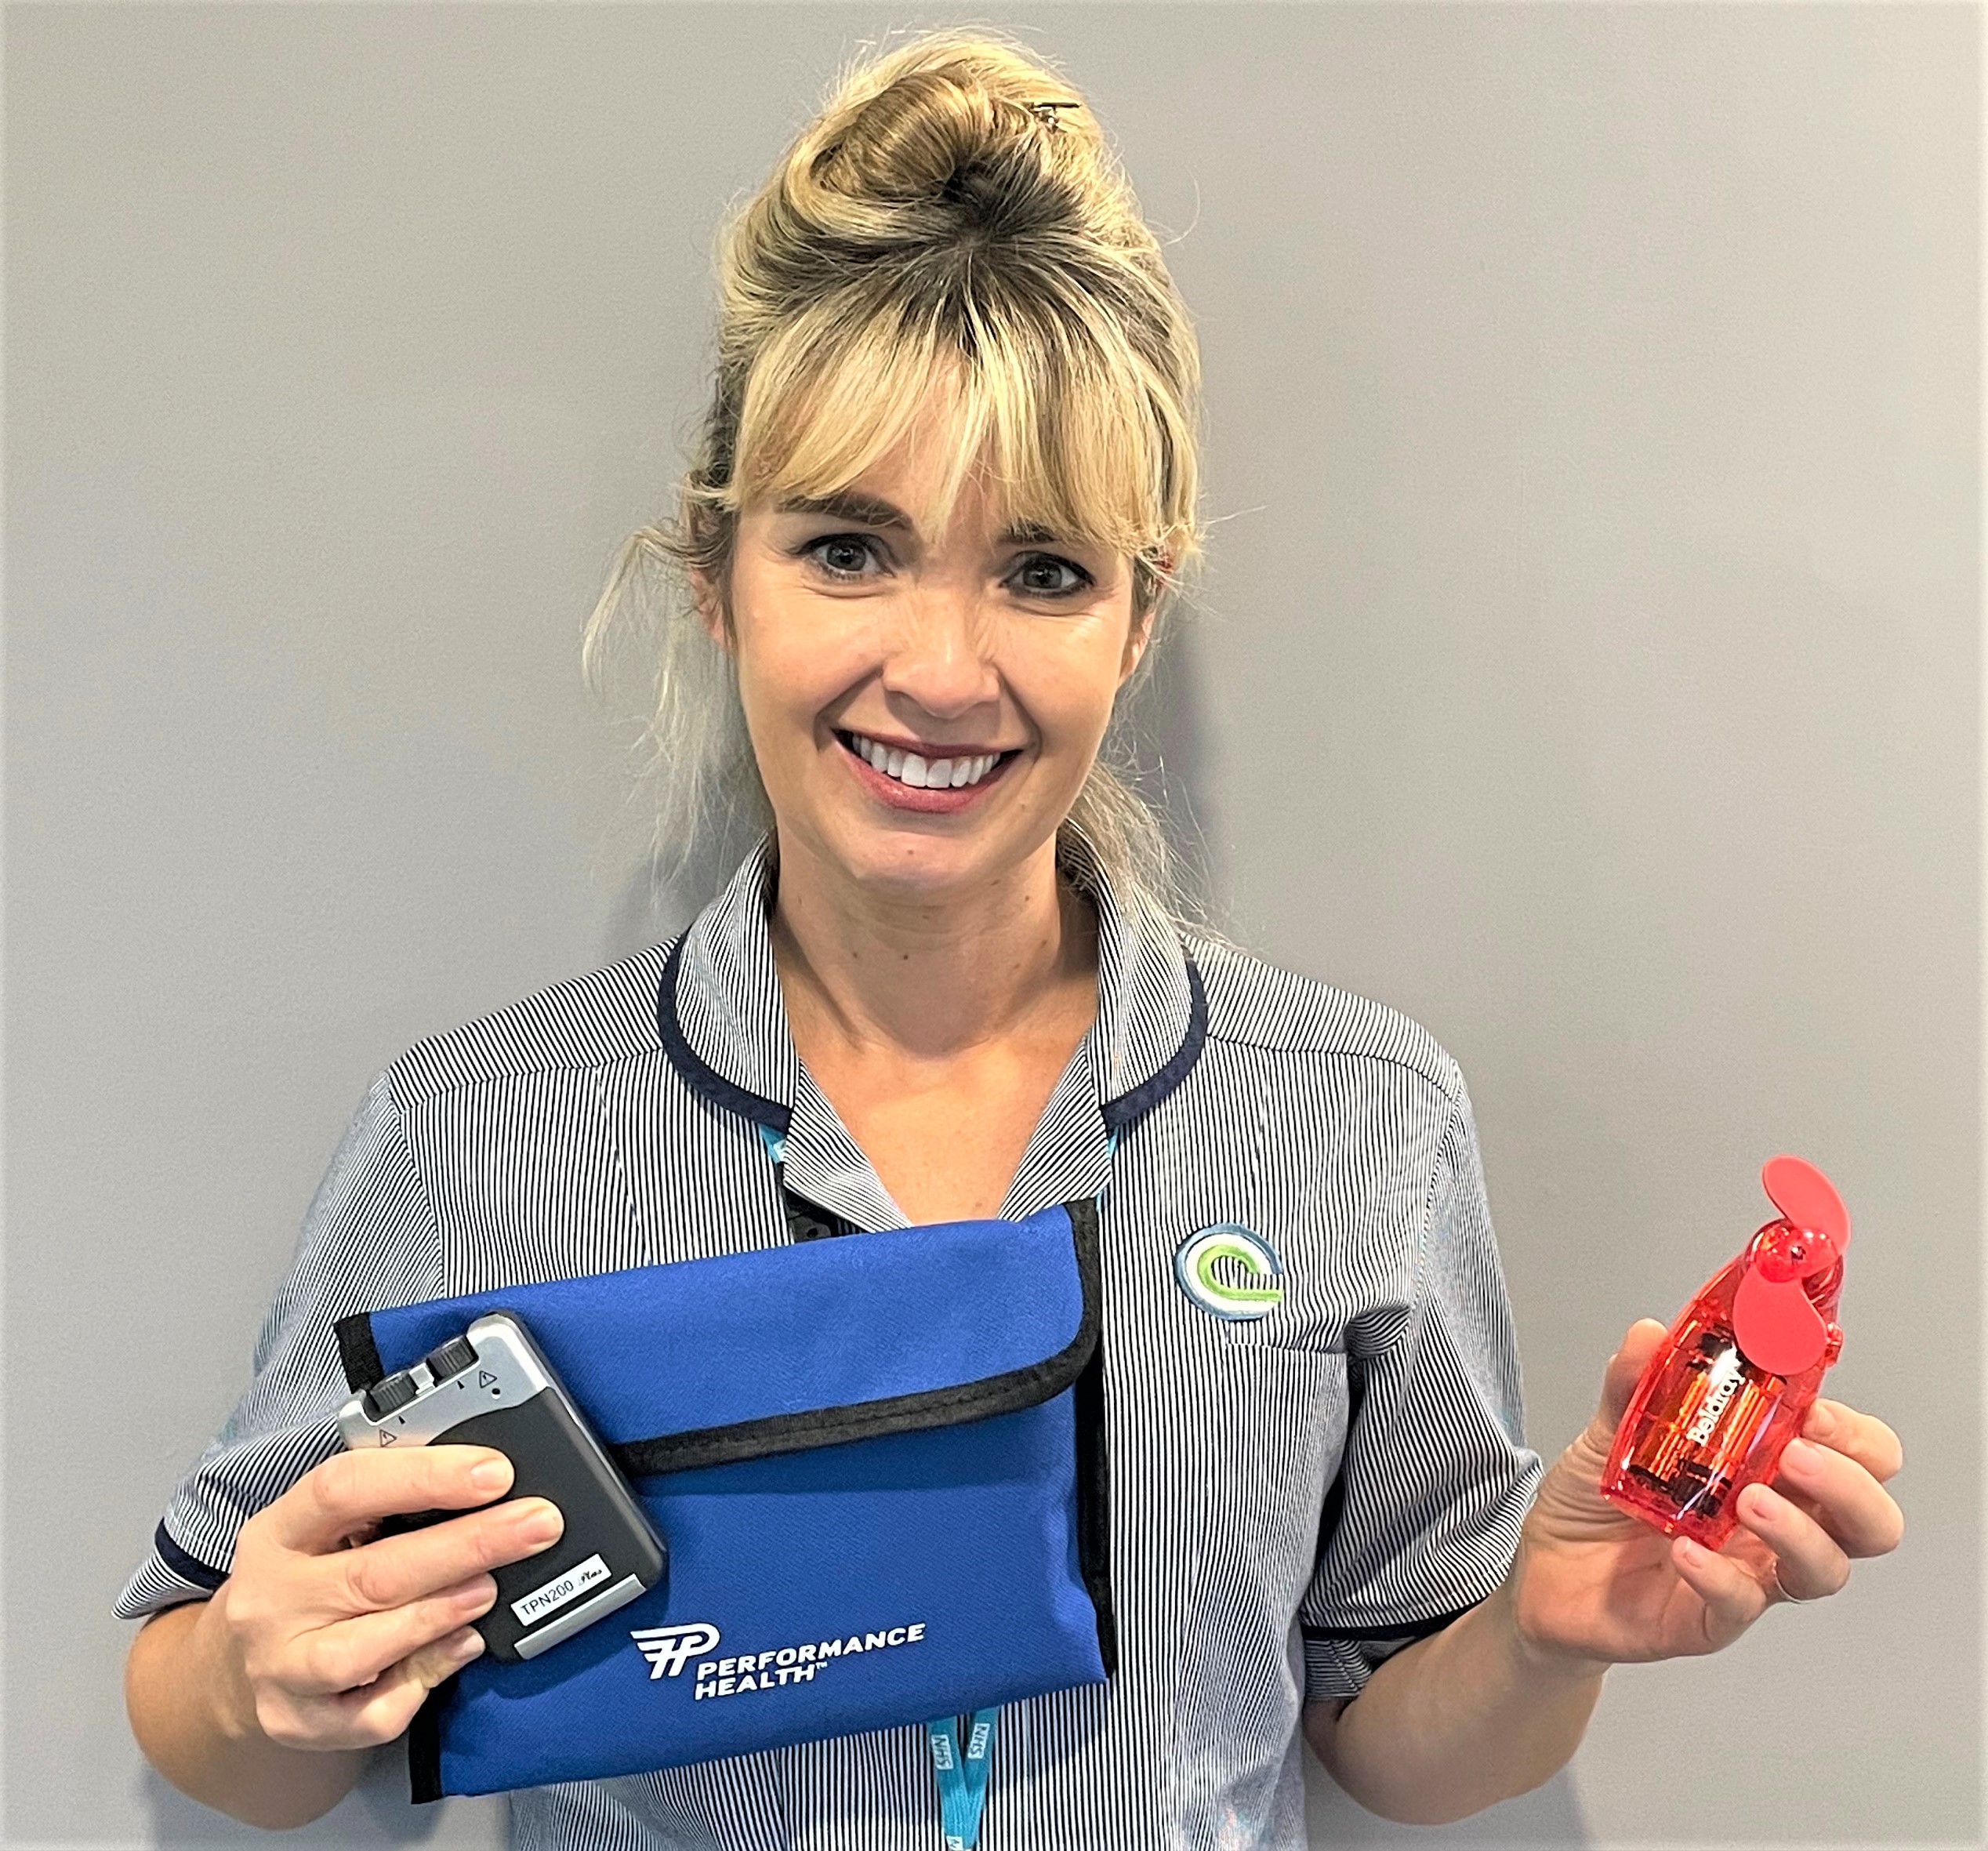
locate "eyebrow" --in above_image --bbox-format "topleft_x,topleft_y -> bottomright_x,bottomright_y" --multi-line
771,489 -> 1061,549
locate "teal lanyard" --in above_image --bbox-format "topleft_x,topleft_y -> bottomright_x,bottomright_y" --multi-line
758,1120 -> 1119,1851
926,1708 -> 999,1849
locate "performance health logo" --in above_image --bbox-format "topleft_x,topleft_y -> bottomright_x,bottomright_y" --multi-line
1174,1224 -> 1284,1321
631,1619 -> 927,1700
631,1622 -> 721,1679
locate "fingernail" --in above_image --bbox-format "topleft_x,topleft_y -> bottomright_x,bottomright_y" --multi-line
513,1500 -> 563,1544
1783,1439 -> 1821,1471
457,1574 -> 498,1611
451,1628 -> 486,1664
471,1457 -> 512,1493
1743,1482 -> 1783,1520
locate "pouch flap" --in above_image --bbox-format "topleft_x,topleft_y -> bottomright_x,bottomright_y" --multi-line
338,1199 -> 1097,1475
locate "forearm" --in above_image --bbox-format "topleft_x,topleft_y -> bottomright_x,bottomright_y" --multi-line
124,1596 -> 372,1830
1303,1579 -> 1609,1826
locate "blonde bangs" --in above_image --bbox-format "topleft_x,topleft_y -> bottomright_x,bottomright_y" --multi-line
728,279 -> 1176,571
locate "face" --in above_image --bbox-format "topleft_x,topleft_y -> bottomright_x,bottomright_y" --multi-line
698,412 -> 1152,908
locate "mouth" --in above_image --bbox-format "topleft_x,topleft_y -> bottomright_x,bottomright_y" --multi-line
834,729 -> 1021,811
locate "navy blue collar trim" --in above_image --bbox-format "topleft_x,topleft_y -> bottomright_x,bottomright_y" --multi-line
1100,952 -> 1207,1135
655,933 -> 793,1135
655,930 -> 1207,1141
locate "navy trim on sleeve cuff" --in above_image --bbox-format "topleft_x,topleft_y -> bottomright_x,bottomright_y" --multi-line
1301,1596 -> 1485,1642
153,1521 -> 228,1591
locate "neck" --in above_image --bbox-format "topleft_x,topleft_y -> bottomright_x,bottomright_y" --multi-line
767,830 -> 1099,1062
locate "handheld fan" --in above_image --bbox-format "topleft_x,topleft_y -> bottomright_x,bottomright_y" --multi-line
1599,1156 -> 1849,1550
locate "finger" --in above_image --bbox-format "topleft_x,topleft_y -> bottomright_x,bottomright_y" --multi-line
1801,1399 -> 1906,1484
336,1626 -> 489,1746
280,1573 -> 499,1697
1769,1436 -> 1906,1559
1734,1479 -> 1853,1601
267,1626 -> 488,1751
314,1497 -> 564,1618
263,1446 -> 515,1555
1594,1319 -> 1671,1432
1668,1533 -> 1770,1647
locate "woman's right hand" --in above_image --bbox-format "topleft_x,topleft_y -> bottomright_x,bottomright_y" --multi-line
205,1443 -> 565,1751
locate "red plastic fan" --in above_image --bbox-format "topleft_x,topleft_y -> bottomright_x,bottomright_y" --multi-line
1732,1155 -> 1851,1377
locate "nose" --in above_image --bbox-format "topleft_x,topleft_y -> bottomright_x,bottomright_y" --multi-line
877,586 -> 1002,724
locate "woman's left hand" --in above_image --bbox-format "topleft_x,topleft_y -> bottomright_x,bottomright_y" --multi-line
1502,1319 -> 1905,1672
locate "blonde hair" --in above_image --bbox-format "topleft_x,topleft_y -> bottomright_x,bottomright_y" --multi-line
582,25 -> 1209,918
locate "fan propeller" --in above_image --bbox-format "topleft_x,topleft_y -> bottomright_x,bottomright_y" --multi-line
1731,1154 -> 1850,1377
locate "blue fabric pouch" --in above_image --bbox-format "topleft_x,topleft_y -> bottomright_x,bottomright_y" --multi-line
332,1198 -> 1113,1802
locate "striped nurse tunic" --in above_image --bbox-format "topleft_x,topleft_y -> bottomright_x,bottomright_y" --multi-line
115,832 -> 1544,1850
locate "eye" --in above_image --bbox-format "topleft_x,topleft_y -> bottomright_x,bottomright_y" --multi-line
795,533 -> 885,583
1010,553 -> 1094,601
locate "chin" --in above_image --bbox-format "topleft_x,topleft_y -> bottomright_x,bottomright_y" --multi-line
823,821 -> 1039,901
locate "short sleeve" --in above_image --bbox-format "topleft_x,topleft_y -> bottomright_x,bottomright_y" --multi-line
112,1069 -> 445,1619
1298,1072 -> 1544,1708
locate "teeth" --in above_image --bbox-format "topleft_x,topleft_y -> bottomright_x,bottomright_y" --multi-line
850,735 -> 1001,790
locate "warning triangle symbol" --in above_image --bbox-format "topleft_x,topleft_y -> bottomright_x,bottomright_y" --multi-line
378,1429 -> 397,1445
478,1370 -> 499,1388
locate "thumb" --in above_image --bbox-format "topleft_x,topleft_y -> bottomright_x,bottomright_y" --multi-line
342,1628 -> 485,1745
1594,1318 -> 1671,1435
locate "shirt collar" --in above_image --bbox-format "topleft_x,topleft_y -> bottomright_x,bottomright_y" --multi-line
655,832 -> 1206,1228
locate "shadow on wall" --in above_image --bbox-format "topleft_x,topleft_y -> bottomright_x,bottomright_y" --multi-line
141,1755 -> 501,1849
1306,1762 -> 1593,1848
594,603 -> 1226,963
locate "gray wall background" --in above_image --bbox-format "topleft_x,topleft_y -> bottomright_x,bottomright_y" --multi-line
5,4 -> 1976,1846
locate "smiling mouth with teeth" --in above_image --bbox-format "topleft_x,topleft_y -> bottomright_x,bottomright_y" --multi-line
837,730 -> 1015,792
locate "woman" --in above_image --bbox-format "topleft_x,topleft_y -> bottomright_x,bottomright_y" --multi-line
119,27 -> 1903,1850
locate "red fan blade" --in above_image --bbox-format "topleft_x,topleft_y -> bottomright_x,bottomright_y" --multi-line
1733,1267 -> 1830,1377
1761,1155 -> 1849,1254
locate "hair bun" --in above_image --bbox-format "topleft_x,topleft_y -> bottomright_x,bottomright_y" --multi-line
804,45 -> 1095,227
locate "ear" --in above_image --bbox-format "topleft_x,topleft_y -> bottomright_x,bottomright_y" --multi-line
1118,564 -> 1164,683
1119,616 -> 1151,684
690,568 -> 733,654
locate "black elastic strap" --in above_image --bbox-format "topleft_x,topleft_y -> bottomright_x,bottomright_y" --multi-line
336,1310 -> 385,1392
1072,1319 -> 1116,1674
408,1691 -> 444,1804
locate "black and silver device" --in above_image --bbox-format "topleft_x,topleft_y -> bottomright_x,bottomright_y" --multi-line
336,1311 -> 666,1662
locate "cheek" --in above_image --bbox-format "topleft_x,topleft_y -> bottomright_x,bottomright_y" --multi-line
735,624 -> 858,737
1009,636 -> 1125,757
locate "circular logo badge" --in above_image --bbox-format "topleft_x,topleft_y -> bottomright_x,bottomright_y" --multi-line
1174,1224 -> 1284,1321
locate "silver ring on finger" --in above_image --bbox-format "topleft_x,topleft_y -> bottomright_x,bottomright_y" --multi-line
1772,1562 -> 1819,1604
